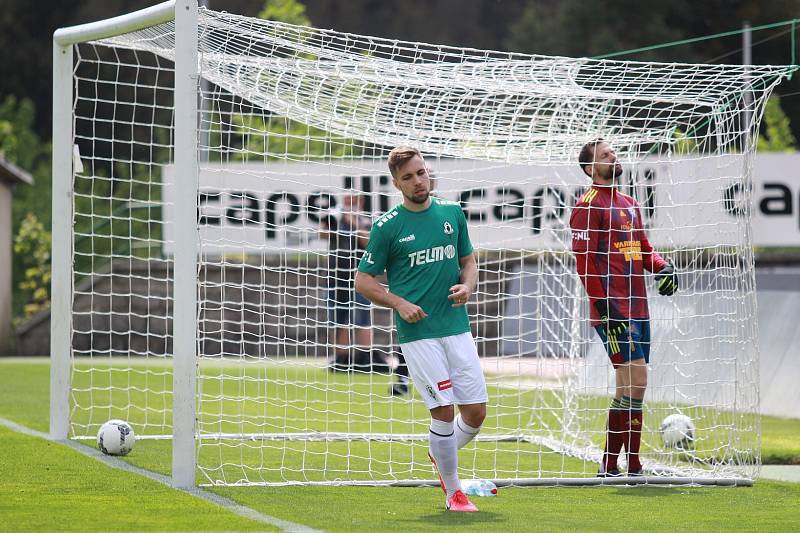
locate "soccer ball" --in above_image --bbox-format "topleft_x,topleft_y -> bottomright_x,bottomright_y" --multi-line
659,414 -> 695,449
97,419 -> 135,456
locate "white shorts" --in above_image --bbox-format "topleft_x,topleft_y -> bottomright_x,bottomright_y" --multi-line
400,332 -> 488,409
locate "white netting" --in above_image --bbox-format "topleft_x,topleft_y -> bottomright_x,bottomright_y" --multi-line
63,6 -> 796,485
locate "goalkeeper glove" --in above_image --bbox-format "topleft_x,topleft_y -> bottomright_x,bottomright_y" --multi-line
655,259 -> 678,296
593,300 -> 628,337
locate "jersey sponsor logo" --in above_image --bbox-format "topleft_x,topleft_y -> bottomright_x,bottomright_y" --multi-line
572,230 -> 589,241
443,221 -> 453,235
437,379 -> 452,391
613,239 -> 642,261
361,251 -> 375,265
399,234 -> 416,243
408,245 -> 456,267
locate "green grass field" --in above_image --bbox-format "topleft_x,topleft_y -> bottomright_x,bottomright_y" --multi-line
2,358 -> 799,532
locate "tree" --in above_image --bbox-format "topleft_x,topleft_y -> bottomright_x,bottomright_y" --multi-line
505,0 -> 800,158
758,94 -> 797,152
13,213 -> 51,321
0,95 -> 52,319
1,96 -> 52,233
258,0 -> 311,25
205,0 -> 363,163
505,0 -> 688,61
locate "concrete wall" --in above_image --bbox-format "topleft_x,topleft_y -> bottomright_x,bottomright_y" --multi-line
0,184 -> 11,355
14,257 -> 504,359
755,271 -> 800,418
14,259 -> 799,417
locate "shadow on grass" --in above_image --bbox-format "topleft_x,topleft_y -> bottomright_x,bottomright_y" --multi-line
399,511 -> 505,526
609,486 -> 722,497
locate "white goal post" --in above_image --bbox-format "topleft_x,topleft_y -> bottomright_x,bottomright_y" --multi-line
51,0 -> 796,488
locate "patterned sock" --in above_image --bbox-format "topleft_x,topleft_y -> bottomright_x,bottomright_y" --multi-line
621,396 -> 644,472
429,419 -> 461,497
603,399 -> 625,472
454,414 -> 481,449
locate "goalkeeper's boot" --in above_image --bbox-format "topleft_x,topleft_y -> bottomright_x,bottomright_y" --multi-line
597,468 -> 622,478
428,452 -> 446,494
446,490 -> 479,513
627,468 -> 644,477
370,352 -> 392,374
390,381 -> 409,396
328,350 -> 353,373
390,376 -> 409,396
327,357 -> 350,373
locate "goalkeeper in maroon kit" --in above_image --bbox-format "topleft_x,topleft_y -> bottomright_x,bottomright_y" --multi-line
569,139 -> 678,477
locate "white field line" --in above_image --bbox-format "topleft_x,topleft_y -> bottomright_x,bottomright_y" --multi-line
0,416 -> 321,533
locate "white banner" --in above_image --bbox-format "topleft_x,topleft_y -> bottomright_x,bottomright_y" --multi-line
162,154 -> 800,254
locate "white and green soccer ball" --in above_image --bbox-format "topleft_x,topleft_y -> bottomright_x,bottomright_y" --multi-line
97,419 -> 135,456
659,414 -> 695,449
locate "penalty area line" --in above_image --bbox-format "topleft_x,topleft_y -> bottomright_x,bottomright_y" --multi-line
0,417 -> 320,533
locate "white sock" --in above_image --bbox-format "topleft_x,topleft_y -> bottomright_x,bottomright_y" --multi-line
454,414 -> 481,450
429,418 -> 460,497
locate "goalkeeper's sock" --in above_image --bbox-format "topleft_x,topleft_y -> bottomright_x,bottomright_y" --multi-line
602,399 -> 625,473
353,349 -> 371,372
429,419 -> 461,497
454,414 -> 481,449
369,349 -> 391,373
330,349 -> 352,372
621,396 -> 644,472
394,348 -> 409,378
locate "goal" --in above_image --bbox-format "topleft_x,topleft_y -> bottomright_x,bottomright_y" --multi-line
51,0 -> 795,487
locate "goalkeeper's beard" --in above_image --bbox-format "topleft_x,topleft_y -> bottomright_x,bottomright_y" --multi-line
406,189 -> 430,204
598,163 -> 623,183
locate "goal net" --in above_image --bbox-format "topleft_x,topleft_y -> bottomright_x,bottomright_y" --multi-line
53,1 -> 796,486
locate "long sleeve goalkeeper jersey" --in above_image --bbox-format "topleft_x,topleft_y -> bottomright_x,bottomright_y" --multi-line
569,184 -> 667,326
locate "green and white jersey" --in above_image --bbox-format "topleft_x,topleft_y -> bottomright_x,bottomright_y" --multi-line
358,197 -> 474,343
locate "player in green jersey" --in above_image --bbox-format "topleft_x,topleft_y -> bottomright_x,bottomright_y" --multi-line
355,146 -> 488,513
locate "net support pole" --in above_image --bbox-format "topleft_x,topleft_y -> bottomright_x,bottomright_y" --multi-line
172,0 -> 199,488
49,39 -> 74,441
743,22 -> 753,136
